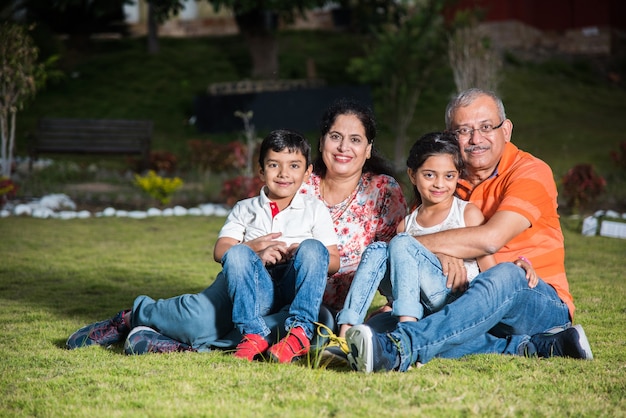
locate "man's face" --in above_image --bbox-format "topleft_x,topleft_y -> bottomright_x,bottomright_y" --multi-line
450,94 -> 512,175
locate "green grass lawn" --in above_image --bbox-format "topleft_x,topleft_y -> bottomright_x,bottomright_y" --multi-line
0,216 -> 624,417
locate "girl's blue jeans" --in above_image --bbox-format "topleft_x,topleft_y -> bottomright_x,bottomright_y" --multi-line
336,234 -> 458,326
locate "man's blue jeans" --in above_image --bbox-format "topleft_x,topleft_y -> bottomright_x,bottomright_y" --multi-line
388,261 -> 571,370
336,234 -> 457,326
223,239 -> 329,340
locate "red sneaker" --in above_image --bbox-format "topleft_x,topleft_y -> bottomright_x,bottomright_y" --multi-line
268,326 -> 310,363
233,334 -> 270,361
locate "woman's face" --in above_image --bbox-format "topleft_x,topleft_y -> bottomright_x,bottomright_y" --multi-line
320,114 -> 372,178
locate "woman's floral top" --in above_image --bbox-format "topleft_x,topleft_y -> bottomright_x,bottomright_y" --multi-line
300,172 -> 407,311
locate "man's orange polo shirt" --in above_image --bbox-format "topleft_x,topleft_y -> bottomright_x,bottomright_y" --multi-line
456,142 -> 575,319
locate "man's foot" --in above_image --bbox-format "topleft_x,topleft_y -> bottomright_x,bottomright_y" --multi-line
525,324 -> 593,360
346,324 -> 400,373
316,323 -> 350,368
268,326 -> 310,363
66,309 -> 130,349
233,334 -> 270,361
124,326 -> 196,355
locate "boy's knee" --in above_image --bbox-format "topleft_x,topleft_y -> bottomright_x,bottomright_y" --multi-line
295,239 -> 328,262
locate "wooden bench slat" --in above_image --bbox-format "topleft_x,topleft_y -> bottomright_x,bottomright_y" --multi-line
30,118 -> 153,170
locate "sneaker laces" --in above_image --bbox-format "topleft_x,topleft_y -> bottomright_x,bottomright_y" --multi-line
316,322 -> 349,354
90,311 -> 127,340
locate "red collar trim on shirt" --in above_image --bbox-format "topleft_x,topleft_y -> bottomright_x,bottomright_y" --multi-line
269,201 -> 280,218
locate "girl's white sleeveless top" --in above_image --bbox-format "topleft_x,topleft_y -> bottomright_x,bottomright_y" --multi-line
404,197 -> 481,281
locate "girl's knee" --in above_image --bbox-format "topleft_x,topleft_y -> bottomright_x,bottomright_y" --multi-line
389,233 -> 427,254
360,241 -> 388,264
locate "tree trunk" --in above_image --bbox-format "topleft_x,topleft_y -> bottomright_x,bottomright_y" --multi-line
244,32 -> 278,79
235,10 -> 279,80
147,3 -> 160,54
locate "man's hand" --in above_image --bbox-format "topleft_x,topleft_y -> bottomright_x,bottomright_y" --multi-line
436,253 -> 469,292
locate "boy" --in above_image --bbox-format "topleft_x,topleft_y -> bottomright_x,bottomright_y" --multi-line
215,129 -> 340,363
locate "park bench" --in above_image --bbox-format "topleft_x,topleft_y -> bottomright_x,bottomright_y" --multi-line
29,118 -> 153,170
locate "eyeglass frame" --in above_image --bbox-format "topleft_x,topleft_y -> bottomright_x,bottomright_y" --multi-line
451,120 -> 505,140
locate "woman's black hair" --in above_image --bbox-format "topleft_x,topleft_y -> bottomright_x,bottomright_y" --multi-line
406,131 -> 464,207
258,129 -> 311,168
312,97 -> 395,177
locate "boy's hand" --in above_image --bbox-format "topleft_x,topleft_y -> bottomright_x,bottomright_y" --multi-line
257,243 -> 290,266
244,233 -> 285,253
244,233 -> 288,266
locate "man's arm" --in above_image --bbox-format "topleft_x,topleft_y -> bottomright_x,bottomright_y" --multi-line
420,210 -> 530,291
416,210 -> 531,260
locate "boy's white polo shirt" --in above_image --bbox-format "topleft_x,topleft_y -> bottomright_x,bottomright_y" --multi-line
218,186 -> 338,247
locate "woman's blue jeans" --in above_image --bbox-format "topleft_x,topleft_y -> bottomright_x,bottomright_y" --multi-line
223,239 -> 329,339
388,262 -> 571,370
336,234 -> 456,326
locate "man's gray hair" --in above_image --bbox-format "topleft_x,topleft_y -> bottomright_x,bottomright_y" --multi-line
445,88 -> 507,129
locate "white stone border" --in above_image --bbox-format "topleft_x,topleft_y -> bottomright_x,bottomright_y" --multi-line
1,193 -> 230,219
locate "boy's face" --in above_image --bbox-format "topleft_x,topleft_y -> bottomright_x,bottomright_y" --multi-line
259,148 -> 312,203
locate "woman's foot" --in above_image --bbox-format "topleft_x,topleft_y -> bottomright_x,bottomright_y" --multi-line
66,309 -> 131,349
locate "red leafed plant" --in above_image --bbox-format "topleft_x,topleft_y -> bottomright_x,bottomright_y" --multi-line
561,163 -> 606,213
220,175 -> 265,207
609,141 -> 626,171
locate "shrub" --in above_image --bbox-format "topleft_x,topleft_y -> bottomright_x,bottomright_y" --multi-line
134,170 -> 183,206
220,175 -> 264,207
609,141 -> 626,171
0,176 -> 18,207
561,163 -> 606,213
187,140 -> 248,173
149,150 -> 178,174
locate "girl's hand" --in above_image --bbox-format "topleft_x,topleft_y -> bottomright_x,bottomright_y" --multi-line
514,257 -> 538,288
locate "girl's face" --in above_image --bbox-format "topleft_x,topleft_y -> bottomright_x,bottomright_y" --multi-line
320,114 -> 372,179
407,154 -> 459,206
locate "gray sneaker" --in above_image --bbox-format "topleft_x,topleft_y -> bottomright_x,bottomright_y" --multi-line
346,325 -> 401,373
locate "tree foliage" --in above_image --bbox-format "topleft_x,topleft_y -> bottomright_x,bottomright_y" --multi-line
18,0 -> 130,50
348,0 -> 449,170
0,23 -> 46,177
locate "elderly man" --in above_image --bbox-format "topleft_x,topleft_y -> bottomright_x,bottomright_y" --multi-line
346,88 -> 592,372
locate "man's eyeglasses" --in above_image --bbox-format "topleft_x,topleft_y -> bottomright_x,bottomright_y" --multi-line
452,120 -> 504,140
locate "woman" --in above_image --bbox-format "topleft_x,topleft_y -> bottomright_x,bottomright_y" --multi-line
66,98 -> 407,355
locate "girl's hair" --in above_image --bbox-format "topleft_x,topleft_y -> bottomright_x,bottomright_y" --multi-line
406,131 -> 464,207
258,129 -> 311,168
312,97 -> 395,177
444,88 -> 506,129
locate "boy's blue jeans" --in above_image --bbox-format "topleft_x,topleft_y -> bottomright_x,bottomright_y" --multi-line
336,234 -> 457,326
223,239 -> 329,340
